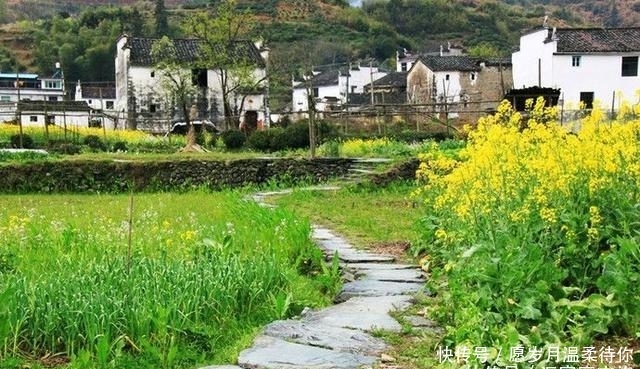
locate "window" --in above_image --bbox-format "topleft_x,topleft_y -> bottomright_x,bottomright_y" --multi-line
470,73 -> 476,81
44,81 -> 61,89
30,116 -> 37,122
445,74 -> 450,81
149,104 -> 157,113
0,96 -> 10,101
150,71 -> 155,78
622,56 -> 638,76
572,55 -> 581,67
88,99 -> 92,104
48,96 -> 58,101
46,115 -> 55,125
580,92 -> 594,109
106,101 -> 114,110
312,87 -> 319,98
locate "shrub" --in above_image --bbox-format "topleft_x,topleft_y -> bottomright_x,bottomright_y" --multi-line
221,130 -> 246,150
83,135 -> 106,152
284,122 -> 311,149
49,143 -> 82,155
112,141 -> 128,152
10,134 -> 34,149
247,129 -> 273,152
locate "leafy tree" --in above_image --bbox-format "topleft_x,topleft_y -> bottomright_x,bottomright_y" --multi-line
183,0 -> 266,130
154,0 -> 169,36
150,36 -> 200,150
468,42 -> 502,57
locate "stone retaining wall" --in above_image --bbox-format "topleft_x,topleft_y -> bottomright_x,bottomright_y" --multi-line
0,158 -> 355,193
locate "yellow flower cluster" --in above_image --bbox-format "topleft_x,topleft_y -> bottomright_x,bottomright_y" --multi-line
0,123 -> 156,144
339,137 -> 395,157
418,97 -> 640,242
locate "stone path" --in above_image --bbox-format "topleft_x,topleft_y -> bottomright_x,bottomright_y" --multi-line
201,187 -> 429,369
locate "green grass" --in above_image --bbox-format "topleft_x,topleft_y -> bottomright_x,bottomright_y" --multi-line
0,191 -> 339,368
269,182 -> 421,252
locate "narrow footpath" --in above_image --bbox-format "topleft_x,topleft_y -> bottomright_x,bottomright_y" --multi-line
202,167 -> 430,368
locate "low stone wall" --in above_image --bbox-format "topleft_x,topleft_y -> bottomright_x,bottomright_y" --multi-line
0,158 -> 355,193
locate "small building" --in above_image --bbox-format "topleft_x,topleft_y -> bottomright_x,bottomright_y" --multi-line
396,42 -> 466,72
291,64 -> 387,119
512,26 -> 640,109
0,67 -> 66,122
74,81 -> 119,129
407,55 -> 512,122
363,71 -> 407,104
18,100 -> 91,128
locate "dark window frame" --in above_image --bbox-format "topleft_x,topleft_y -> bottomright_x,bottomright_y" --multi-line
622,56 -> 638,77
572,55 -> 581,67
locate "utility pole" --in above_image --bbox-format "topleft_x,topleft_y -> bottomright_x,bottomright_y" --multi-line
15,71 -> 23,148
344,61 -> 350,134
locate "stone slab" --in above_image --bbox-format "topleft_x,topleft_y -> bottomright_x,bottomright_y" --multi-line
355,268 -> 425,283
237,335 -> 376,369
345,262 -> 417,270
337,251 -> 395,263
312,227 -> 336,240
262,319 -> 387,355
303,295 -> 412,332
316,239 -> 354,253
336,280 -> 425,302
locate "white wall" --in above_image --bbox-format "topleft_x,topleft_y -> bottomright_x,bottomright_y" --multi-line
20,112 -> 89,128
553,53 -> 640,108
512,28 -> 555,88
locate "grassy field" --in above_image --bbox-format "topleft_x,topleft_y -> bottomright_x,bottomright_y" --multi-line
269,183 -> 422,257
0,191 -> 340,369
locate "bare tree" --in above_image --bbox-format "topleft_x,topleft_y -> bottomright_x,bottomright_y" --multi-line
182,0 -> 267,130
150,36 -> 203,151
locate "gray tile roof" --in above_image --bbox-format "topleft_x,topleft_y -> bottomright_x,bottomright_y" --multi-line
80,83 -> 116,99
123,37 -> 265,68
416,56 -> 511,72
307,70 -> 340,87
365,72 -> 407,88
18,100 -> 90,112
549,27 -> 640,53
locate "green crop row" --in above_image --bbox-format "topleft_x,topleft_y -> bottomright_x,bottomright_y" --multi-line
0,191 -> 340,368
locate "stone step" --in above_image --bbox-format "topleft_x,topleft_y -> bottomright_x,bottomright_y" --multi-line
237,335 -> 377,369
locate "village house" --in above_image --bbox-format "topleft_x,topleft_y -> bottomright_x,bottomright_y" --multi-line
0,66 -> 66,123
74,81 -> 119,129
114,35 -> 269,133
291,63 -> 387,119
396,42 -> 466,72
512,26 -> 640,110
407,55 -> 512,122
363,71 -> 407,104
17,100 -> 91,128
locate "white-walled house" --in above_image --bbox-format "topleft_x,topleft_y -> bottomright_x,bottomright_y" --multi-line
74,81 -> 119,129
407,55 -> 512,121
18,100 -> 90,128
0,69 -> 66,122
291,64 -> 387,118
396,43 -> 466,72
115,35 -> 269,132
512,26 -> 640,109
